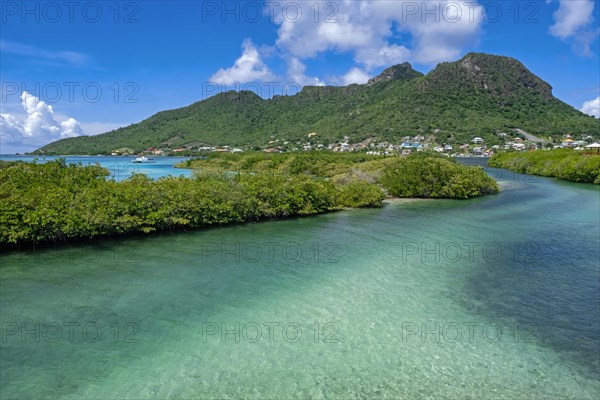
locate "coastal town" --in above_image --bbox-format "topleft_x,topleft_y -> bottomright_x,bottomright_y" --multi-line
110,130 -> 598,158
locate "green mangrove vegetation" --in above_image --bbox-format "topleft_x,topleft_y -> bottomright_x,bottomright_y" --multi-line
179,152 -> 499,199
489,149 -> 600,184
381,156 -> 500,198
1,153 -> 498,247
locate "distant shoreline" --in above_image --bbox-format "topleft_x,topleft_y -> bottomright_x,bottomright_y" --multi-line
383,198 -> 436,204
4,153 -> 493,159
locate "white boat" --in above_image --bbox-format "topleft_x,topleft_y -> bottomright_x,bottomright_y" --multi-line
132,156 -> 155,163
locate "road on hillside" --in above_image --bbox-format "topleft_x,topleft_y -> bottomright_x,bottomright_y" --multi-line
514,128 -> 547,143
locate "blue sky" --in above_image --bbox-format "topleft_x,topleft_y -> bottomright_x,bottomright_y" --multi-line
1,0 -> 599,153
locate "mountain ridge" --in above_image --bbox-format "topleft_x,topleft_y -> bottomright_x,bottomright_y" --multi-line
35,52 -> 599,155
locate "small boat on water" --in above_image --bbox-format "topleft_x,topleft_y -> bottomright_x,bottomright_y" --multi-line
132,156 -> 155,163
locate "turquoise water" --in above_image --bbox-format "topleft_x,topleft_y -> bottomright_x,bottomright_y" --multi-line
0,155 -> 192,181
1,162 -> 599,398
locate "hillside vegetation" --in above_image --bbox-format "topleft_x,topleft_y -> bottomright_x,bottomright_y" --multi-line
36,53 -> 599,155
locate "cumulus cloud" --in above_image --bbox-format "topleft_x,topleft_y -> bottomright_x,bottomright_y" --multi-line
209,39 -> 275,84
0,92 -> 84,146
580,96 -> 600,118
355,44 -> 411,71
549,0 -> 595,38
0,114 -> 24,146
274,0 -> 483,68
341,67 -> 371,85
549,0 -> 598,55
208,1 -> 483,90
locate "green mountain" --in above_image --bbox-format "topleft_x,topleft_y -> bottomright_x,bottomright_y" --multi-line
36,53 -> 599,155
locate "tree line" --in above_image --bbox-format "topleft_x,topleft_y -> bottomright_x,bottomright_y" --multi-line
1,153 -> 498,247
489,149 -> 600,184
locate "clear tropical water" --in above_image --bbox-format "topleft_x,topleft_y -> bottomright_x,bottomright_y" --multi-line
1,161 -> 599,399
0,155 -> 192,181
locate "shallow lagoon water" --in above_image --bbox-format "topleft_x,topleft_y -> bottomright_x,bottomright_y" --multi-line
1,160 -> 599,398
0,155 -> 192,181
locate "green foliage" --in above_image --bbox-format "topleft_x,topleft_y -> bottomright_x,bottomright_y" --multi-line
0,159 -> 371,246
489,149 -> 600,184
380,156 -> 499,199
35,53 -> 599,155
0,153 -> 500,246
335,180 -> 385,208
183,152 -> 385,178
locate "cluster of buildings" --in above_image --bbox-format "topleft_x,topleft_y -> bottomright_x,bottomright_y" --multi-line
559,135 -> 597,149
172,145 -> 244,153
112,145 -> 245,156
295,134 -> 495,157
112,131 -> 598,158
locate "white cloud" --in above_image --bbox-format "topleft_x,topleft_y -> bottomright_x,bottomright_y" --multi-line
550,0 -> 595,38
0,114 -> 24,146
273,0 -> 483,68
549,0 -> 598,55
581,96 -> 600,118
207,1 -> 483,91
370,0 -> 484,65
0,39 -> 89,66
355,44 -> 411,70
341,67 -> 371,85
209,39 -> 275,84
60,118 -> 84,137
0,92 -> 84,147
